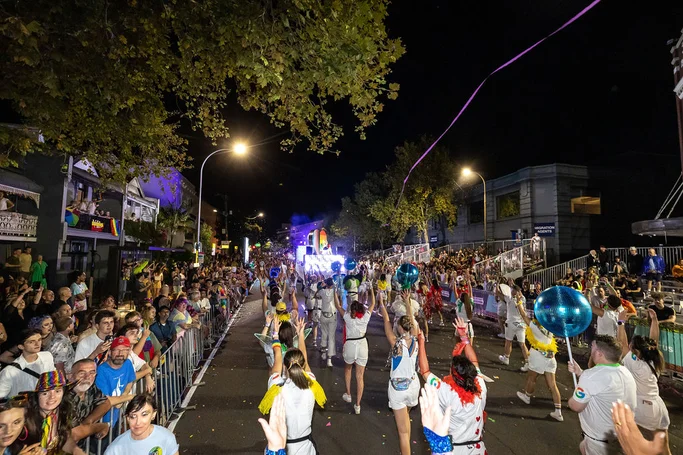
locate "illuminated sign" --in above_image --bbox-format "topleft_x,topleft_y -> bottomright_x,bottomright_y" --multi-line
91,219 -> 104,232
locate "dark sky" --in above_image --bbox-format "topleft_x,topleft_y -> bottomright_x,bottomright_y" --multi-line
184,0 -> 683,233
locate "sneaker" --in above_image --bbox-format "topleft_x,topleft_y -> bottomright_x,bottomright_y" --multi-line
549,410 -> 564,422
439,320 -> 444,327
516,391 -> 531,405
354,404 -> 361,415
520,362 -> 529,372
321,350 -> 327,360
342,393 -> 352,403
312,340 -> 317,348
497,333 -> 505,339
327,358 -> 333,368
498,355 -> 510,365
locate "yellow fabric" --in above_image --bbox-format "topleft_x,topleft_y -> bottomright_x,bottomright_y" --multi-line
377,280 -> 388,291
276,312 -> 291,323
526,323 -> 557,353
258,372 -> 327,414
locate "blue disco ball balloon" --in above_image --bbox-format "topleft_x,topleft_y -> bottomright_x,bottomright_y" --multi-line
534,286 -> 592,338
344,258 -> 357,271
269,267 -> 281,279
396,263 -> 419,290
331,261 -> 342,273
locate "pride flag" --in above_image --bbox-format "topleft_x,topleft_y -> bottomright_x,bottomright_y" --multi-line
110,218 -> 119,237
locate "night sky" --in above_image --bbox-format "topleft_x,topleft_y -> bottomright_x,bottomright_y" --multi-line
184,0 -> 683,233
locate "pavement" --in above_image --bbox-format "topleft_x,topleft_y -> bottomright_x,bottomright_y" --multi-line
174,294 -> 682,454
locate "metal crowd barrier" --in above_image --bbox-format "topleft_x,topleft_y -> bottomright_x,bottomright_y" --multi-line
82,310 -> 224,454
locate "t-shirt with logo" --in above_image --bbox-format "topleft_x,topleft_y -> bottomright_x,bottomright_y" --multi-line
572,364 -> 637,441
96,360 -> 136,426
104,425 -> 179,455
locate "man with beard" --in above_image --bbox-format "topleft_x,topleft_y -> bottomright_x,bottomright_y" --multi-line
69,358 -> 133,445
95,336 -> 136,434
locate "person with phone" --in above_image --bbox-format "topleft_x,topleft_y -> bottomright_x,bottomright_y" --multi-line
74,310 -> 116,365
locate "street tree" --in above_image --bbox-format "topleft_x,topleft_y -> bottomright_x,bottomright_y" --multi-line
370,138 -> 458,243
0,0 -> 404,181
157,205 -> 193,247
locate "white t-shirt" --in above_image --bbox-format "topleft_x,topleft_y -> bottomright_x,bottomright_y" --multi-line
268,372 -> 316,455
622,351 -> 659,398
0,352 -> 56,398
319,289 -> 335,313
0,198 -> 9,211
128,352 -> 146,372
572,365 -> 637,441
391,298 -> 419,319
74,332 -> 107,362
506,295 -> 525,325
104,425 -> 179,455
596,306 -> 622,337
343,312 -> 371,339
430,373 -> 487,448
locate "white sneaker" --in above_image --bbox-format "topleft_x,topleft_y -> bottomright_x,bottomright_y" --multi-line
497,333 -> 505,339
321,350 -> 327,360
498,355 -> 510,365
516,391 -> 531,405
549,410 -> 564,422
326,358 -> 333,368
439,320 -> 444,327
353,404 -> 361,415
342,393 -> 352,403
520,362 -> 529,372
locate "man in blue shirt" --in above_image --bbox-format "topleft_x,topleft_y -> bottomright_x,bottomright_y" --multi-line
95,336 -> 136,432
642,248 -> 665,295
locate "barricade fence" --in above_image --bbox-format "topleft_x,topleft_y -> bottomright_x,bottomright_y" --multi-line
385,244 -> 431,265
82,309 -> 226,454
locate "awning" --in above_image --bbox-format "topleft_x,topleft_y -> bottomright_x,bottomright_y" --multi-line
0,169 -> 44,208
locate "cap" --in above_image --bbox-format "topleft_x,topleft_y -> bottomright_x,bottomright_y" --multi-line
275,301 -> 287,312
111,336 -> 131,350
34,370 -> 73,392
499,283 -> 512,299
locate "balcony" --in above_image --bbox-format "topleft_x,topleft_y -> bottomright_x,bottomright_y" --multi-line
65,211 -> 121,241
0,212 -> 38,241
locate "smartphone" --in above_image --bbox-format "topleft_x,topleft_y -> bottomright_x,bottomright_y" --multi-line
104,335 -> 114,343
32,282 -> 41,291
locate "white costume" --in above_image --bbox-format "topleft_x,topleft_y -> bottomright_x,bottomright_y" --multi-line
388,337 -> 419,410
318,288 -> 337,358
268,372 -> 317,455
342,312 -> 371,366
622,351 -> 670,431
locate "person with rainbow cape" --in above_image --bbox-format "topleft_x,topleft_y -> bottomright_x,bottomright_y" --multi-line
512,297 -> 564,422
259,316 -> 326,455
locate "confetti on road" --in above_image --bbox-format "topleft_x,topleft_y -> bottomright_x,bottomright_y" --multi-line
488,418 -> 496,423
326,422 -> 331,427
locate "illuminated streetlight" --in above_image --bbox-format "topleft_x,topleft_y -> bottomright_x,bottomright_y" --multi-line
233,142 -> 247,155
212,209 -> 217,213
246,212 -> 265,221
461,168 -> 487,245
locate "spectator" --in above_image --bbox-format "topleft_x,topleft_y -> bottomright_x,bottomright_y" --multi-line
116,324 -> 154,393
4,288 -> 31,348
95,336 -> 137,434
587,250 -> 599,270
28,254 -> 47,290
69,359 -> 116,445
152,285 -> 170,311
597,245 -> 609,276
56,287 -> 72,310
50,300 -> 73,322
74,310 -> 116,364
3,249 -> 22,279
26,288 -> 54,320
49,316 -> 76,375
149,306 -> 176,351
70,270 -> 90,323
568,336 -> 638,455
613,256 -> 628,275
0,330 -> 55,398
624,274 -> 643,300
673,259 -> 683,280
104,394 -> 179,455
627,247 -> 644,280
648,293 -> 676,324
0,192 -> 15,211
17,248 -> 31,281
124,311 -> 161,369
170,299 -> 194,333
0,393 -> 34,455
27,315 -> 54,352
642,249 -> 665,295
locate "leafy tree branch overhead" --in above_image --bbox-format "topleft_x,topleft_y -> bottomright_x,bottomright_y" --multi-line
0,0 -> 404,181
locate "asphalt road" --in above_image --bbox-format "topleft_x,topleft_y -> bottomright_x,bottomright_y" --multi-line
174,294 -> 682,454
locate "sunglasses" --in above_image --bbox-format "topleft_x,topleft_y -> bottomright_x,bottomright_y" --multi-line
0,394 -> 29,411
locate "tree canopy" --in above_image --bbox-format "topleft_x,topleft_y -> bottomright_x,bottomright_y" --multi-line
1,0 -> 404,181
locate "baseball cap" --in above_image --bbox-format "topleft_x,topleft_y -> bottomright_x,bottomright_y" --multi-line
275,302 -> 287,312
111,336 -> 131,350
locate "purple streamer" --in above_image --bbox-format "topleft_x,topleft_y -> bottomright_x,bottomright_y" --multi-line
398,0 -> 602,203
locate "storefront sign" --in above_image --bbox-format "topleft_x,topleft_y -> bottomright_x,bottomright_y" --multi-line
429,236 -> 438,243
534,223 -> 556,237
91,219 -> 104,232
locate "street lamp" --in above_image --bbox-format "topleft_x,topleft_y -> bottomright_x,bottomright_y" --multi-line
246,212 -> 264,221
196,142 -> 248,254
462,167 -> 487,245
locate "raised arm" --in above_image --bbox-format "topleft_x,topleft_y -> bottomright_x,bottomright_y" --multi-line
270,318 -> 283,376
418,332 -> 431,381
379,301 -> 396,346
293,317 -> 311,373
515,295 -> 531,326
367,284 -> 376,314
647,308 -> 660,343
334,290 -> 345,318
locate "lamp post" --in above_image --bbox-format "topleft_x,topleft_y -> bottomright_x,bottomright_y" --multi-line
246,212 -> 264,221
196,143 -> 247,255
462,168 -> 487,246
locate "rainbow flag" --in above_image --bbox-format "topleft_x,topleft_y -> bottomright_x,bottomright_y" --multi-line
110,218 -> 119,237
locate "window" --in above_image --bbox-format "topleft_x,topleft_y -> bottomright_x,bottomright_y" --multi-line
469,201 -> 484,224
497,191 -> 520,219
571,196 -> 601,214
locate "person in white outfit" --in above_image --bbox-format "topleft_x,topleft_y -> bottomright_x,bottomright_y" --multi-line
498,284 -> 529,372
336,285 -> 376,414
316,278 -> 337,368
616,308 -> 672,455
379,290 -> 419,455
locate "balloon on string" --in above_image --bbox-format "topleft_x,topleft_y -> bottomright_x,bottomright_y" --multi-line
269,267 -> 281,279
331,261 -> 342,273
396,263 -> 419,290
533,286 -> 592,338
344,258 -> 357,271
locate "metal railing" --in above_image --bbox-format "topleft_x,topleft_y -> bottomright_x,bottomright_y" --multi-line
0,211 -> 38,237
81,309 -> 226,454
385,243 -> 431,264
472,240 -> 546,281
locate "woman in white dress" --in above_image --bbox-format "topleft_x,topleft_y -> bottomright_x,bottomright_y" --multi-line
259,317 -> 326,455
379,291 -> 419,455
617,308 -> 671,455
335,285 -> 376,414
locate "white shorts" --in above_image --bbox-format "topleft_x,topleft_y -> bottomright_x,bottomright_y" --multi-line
304,299 -> 315,310
528,348 -> 557,374
634,396 -> 670,431
580,436 -> 620,455
505,321 -> 526,342
388,377 -> 419,410
343,338 -> 369,367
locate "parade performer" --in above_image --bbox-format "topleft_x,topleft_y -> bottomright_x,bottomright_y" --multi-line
317,278 -> 337,368
497,284 -> 529,372
428,278 -> 445,326
259,317 -> 326,455
617,308 -> 671,455
343,272 -> 363,306
419,317 -> 487,454
336,286 -> 376,414
513,299 -> 564,422
379,292 -> 419,455
256,314 -> 310,368
455,292 -> 474,342
377,273 -> 389,306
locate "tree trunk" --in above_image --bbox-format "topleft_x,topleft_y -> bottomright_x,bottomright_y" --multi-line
422,222 -> 429,245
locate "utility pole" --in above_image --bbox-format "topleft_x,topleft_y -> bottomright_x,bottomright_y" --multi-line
219,193 -> 230,241
672,29 -> 683,171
